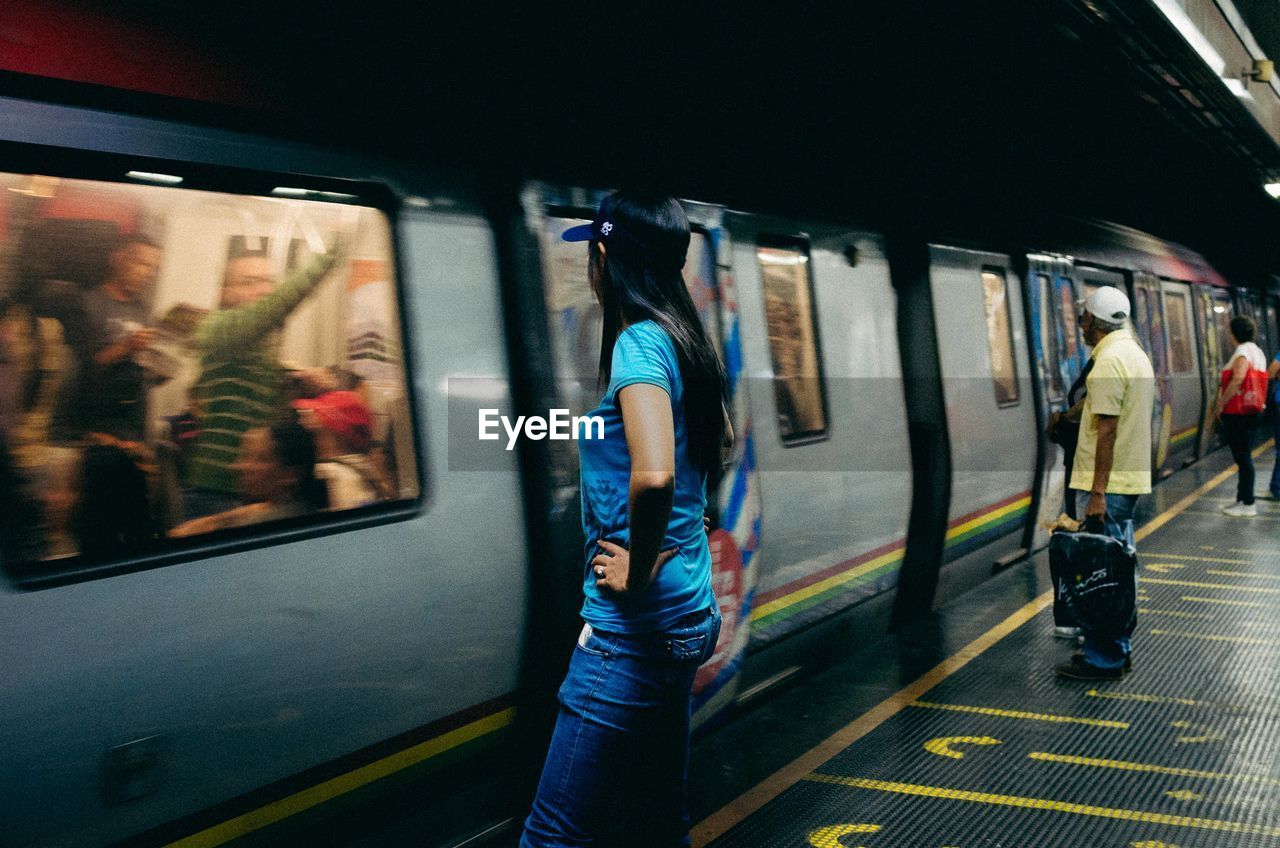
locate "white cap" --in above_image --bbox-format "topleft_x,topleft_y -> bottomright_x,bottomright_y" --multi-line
1083,286 -> 1130,322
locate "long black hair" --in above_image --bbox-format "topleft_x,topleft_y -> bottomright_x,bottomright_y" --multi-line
593,191 -> 728,477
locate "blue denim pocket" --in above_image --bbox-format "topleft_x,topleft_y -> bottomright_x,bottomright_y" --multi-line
576,623 -> 613,658
666,632 -> 707,662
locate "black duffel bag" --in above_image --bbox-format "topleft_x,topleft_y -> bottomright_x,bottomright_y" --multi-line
1048,520 -> 1137,642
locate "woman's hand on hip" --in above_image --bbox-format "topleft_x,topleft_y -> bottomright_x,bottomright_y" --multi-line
592,539 -> 676,594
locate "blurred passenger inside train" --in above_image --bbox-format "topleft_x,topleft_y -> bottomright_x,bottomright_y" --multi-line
293,389 -> 387,509
183,241 -> 344,519
1213,315 -> 1268,517
521,191 -> 726,848
1056,285 -> 1153,681
74,443 -> 160,560
50,234 -> 166,444
172,417 -> 328,537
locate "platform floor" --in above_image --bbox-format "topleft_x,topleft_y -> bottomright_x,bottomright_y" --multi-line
690,441 -> 1279,848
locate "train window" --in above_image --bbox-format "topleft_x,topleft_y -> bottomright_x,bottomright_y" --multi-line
981,268 -> 1019,407
1059,282 -> 1080,360
0,169 -> 418,577
757,238 -> 827,441
1163,290 -> 1195,373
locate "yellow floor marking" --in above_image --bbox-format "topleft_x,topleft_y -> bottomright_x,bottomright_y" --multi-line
1206,569 -> 1280,581
807,824 -> 880,847
1143,578 -> 1280,593
1143,553 -> 1254,564
1133,842 -> 1181,848
802,774 -> 1280,836
910,701 -> 1128,728
1169,720 -> 1225,744
1084,689 -> 1255,713
1165,790 -> 1203,801
689,449 -> 1261,847
1138,608 -> 1211,620
1027,752 -> 1278,785
923,736 -> 1001,759
1182,595 -> 1267,607
1145,563 -> 1185,574
1150,628 -> 1279,646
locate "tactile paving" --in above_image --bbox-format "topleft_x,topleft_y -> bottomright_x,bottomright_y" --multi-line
708,450 -> 1280,848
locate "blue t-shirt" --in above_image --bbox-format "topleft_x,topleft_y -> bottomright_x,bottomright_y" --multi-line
577,320 -> 714,633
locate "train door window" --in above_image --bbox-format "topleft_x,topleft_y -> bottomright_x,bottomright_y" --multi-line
1058,280 -> 1080,361
981,267 -> 1019,407
1163,289 -> 1194,373
756,237 -> 827,441
1037,274 -> 1065,402
1212,294 -> 1233,360
540,213 -> 721,407
0,167 -> 418,579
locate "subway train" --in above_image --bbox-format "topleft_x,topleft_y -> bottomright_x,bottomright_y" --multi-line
1,90 -> 1278,848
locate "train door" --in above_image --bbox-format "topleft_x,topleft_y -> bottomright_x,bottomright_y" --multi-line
1160,280 -> 1201,465
1025,255 -> 1084,551
1194,284 -> 1225,458
724,212 -> 911,656
1130,272 -> 1174,477
930,246 -> 1036,596
527,188 -> 758,727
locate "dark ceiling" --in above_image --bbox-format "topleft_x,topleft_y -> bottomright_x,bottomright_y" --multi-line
25,1 -> 1280,282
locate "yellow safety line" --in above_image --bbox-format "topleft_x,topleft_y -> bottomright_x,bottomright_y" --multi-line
909,701 -> 1128,728
1144,578 -> 1280,593
1182,595 -> 1267,607
164,708 -> 515,848
690,447 -> 1262,847
1149,628 -> 1279,646
802,775 -> 1280,837
1027,752 -> 1280,786
1206,569 -> 1280,581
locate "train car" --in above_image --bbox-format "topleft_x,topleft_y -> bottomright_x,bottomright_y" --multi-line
1,87 -> 1277,848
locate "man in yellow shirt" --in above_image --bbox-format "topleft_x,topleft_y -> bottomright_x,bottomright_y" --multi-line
1057,285 -> 1154,680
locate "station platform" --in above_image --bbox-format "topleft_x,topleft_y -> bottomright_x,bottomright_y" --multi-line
690,440 -> 1279,848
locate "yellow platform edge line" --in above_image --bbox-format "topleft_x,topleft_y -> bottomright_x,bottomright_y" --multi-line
690,443 -> 1269,847
802,774 -> 1280,837
165,708 -> 516,848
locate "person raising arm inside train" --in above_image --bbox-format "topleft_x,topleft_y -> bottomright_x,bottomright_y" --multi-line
182,241 -> 344,520
520,191 -> 728,848
1057,286 -> 1154,681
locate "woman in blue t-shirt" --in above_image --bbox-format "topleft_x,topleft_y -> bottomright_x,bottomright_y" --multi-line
520,192 -> 728,848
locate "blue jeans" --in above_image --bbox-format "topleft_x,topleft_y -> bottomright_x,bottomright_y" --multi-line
1075,491 -> 1139,669
520,606 -> 721,848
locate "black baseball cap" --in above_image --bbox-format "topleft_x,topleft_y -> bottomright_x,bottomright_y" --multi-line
561,193 -> 688,272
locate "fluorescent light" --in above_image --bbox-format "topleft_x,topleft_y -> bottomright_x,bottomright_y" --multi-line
126,171 -> 183,185
271,186 -> 358,202
1152,0 -> 1226,75
1265,182 -> 1280,198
